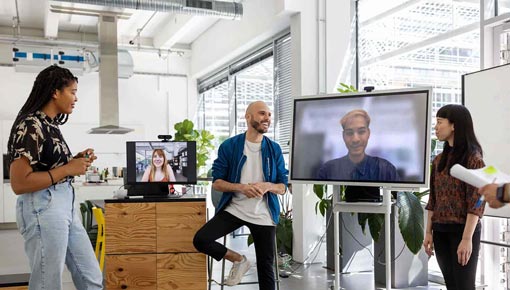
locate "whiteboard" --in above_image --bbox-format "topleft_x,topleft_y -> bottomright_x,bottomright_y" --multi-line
463,63 -> 510,218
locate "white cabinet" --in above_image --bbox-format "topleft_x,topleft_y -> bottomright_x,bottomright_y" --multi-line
3,184 -> 17,223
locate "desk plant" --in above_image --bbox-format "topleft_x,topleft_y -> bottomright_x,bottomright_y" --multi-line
173,119 -> 215,177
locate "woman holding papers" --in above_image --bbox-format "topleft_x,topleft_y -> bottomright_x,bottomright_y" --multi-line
423,104 -> 485,290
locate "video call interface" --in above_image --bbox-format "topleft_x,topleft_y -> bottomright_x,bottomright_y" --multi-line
290,90 -> 430,186
133,141 -> 190,183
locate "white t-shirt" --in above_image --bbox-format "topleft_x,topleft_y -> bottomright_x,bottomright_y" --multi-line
225,140 -> 274,226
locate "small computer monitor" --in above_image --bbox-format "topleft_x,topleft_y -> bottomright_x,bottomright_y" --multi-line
126,141 -> 197,196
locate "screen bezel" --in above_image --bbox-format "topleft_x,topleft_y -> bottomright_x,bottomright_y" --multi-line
289,87 -> 432,189
126,141 -> 197,187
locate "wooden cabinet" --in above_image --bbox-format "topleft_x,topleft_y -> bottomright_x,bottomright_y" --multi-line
157,253 -> 206,290
105,202 -> 157,254
105,200 -> 206,290
106,254 -> 157,290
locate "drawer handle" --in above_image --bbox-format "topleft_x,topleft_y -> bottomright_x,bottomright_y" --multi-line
118,267 -> 124,272
121,285 -> 127,289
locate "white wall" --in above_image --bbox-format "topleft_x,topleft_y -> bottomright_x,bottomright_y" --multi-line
0,50 -> 190,170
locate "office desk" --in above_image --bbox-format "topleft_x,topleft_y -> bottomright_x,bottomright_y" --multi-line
102,196 -> 206,290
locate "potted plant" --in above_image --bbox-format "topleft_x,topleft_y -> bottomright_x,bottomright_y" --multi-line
172,119 -> 215,177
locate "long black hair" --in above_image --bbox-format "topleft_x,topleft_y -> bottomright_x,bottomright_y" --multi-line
7,65 -> 78,158
436,104 -> 482,173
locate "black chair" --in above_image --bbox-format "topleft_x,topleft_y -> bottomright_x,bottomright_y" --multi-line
207,187 -> 280,290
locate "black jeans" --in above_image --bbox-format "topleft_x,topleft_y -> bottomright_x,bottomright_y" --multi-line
433,230 -> 481,290
193,211 -> 276,290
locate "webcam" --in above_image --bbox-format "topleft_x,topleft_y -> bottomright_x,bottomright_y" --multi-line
363,86 -> 375,92
158,135 -> 172,142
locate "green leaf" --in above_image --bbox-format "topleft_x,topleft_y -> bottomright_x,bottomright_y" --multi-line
397,191 -> 424,254
313,184 -> 324,199
276,217 -> 293,254
319,201 -> 326,216
357,213 -> 369,234
247,234 -> 254,247
367,214 -> 384,242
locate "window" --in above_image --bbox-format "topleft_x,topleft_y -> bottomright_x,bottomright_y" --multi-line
235,57 -> 275,136
357,0 -> 481,284
357,0 -> 480,151
196,33 -> 292,159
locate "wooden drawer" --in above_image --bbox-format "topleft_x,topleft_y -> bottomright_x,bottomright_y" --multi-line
105,254 -> 157,290
105,203 -> 156,254
157,253 -> 206,290
156,202 -> 206,253
1,287 -> 28,290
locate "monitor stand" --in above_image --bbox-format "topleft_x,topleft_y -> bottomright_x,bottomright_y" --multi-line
127,183 -> 172,197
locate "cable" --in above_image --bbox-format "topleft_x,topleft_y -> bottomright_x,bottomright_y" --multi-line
285,208 -> 412,277
283,208 -> 334,276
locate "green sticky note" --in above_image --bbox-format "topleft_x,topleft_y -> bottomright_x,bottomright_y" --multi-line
483,166 -> 498,174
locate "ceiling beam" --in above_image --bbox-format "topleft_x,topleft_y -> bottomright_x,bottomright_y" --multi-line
44,0 -> 60,39
153,14 -> 217,48
153,14 -> 194,48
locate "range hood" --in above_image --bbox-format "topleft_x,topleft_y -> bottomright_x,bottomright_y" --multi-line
87,14 -> 133,134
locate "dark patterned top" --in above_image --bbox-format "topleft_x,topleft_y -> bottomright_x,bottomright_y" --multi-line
425,152 -> 485,226
9,111 -> 73,173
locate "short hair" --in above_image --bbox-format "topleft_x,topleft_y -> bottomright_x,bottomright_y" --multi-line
340,109 -> 370,129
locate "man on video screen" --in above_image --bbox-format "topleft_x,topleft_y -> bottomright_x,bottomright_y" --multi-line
317,109 -> 399,181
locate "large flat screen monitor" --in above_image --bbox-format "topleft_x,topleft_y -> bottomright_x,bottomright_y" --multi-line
126,141 -> 197,196
290,88 -> 431,189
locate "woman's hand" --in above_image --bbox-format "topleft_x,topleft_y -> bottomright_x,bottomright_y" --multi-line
457,238 -> 473,266
75,148 -> 97,163
423,232 -> 434,257
65,158 -> 91,176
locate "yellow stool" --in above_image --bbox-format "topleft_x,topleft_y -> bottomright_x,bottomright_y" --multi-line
92,207 -> 105,272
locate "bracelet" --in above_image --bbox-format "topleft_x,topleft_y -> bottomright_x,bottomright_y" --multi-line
48,170 -> 55,185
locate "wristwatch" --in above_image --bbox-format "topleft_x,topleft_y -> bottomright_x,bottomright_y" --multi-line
496,186 -> 505,202
497,184 -> 510,203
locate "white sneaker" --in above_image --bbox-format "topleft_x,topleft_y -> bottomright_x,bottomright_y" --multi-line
224,255 -> 251,286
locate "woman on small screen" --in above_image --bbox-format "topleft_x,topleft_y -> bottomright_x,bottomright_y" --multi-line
423,104 -> 484,290
141,149 -> 176,182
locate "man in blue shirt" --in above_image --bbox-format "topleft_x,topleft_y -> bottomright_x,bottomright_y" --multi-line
193,101 -> 288,289
317,109 -> 399,181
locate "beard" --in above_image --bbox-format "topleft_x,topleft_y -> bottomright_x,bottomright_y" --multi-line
250,119 -> 268,134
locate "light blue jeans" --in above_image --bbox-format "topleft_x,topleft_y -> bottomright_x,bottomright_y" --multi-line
16,181 -> 103,290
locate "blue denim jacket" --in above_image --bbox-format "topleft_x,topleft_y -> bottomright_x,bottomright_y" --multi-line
212,133 -> 289,224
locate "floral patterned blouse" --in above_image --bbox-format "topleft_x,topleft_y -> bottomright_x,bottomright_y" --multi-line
425,152 -> 485,227
10,111 -> 73,174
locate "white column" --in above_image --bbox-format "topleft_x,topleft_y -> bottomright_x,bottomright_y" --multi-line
289,0 -> 354,263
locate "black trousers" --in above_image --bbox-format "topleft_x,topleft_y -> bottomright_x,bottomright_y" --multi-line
193,210 -> 276,290
433,230 -> 481,290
